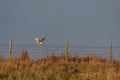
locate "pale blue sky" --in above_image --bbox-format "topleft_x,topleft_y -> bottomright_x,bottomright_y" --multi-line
0,0 -> 120,46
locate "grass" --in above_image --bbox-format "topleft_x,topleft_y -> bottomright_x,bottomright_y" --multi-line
0,50 -> 120,80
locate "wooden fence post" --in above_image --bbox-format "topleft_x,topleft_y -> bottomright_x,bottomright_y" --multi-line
0,51 -> 1,58
65,41 -> 69,61
9,39 -> 12,58
109,42 -> 113,61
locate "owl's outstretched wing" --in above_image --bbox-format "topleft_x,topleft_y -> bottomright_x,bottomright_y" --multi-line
41,37 -> 46,41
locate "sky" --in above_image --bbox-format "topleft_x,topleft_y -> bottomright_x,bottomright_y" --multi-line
0,0 -> 120,46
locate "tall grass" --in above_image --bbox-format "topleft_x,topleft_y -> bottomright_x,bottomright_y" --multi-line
0,50 -> 120,80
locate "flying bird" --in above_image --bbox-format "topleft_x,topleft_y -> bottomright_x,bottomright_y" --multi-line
35,37 -> 46,45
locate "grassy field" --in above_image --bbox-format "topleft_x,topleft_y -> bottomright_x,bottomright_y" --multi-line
0,50 -> 120,80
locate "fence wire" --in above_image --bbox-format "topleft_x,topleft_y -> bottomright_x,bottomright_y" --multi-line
0,43 -> 120,60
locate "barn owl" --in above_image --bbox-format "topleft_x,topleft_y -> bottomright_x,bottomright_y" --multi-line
35,37 -> 46,45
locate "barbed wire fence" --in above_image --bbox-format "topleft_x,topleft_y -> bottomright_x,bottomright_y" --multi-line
0,42 -> 120,60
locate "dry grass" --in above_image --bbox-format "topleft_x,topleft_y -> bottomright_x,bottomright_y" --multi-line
0,51 -> 120,80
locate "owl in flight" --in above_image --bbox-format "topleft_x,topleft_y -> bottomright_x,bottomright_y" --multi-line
35,37 -> 46,45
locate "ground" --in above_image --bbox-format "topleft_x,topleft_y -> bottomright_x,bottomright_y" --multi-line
0,51 -> 120,80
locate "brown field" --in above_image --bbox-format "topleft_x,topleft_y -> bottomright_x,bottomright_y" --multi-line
0,50 -> 120,80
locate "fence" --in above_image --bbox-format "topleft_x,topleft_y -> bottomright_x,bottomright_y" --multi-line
0,41 -> 120,60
